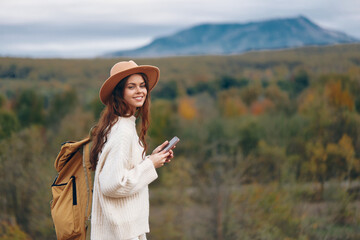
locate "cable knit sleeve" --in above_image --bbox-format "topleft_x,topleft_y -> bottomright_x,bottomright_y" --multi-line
98,123 -> 158,198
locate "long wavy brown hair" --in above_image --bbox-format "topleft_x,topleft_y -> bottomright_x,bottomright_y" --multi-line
90,73 -> 150,170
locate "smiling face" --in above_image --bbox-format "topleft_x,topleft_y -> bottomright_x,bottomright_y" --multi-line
123,74 -> 148,113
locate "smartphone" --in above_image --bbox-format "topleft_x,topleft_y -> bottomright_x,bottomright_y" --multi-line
162,136 -> 180,152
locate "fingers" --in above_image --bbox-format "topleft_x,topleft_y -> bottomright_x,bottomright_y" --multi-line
164,150 -> 174,164
153,140 -> 169,154
160,140 -> 169,150
167,150 -> 174,159
160,150 -> 171,158
159,151 -> 172,166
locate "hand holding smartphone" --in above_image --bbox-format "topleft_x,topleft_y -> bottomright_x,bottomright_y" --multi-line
162,136 -> 180,152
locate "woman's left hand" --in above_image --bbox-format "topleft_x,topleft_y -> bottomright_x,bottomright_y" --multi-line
152,141 -> 169,154
152,140 -> 175,164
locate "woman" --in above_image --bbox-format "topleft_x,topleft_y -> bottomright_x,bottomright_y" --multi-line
90,60 -> 174,240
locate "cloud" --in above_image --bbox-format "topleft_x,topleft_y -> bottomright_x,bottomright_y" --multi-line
0,0 -> 359,57
2,37 -> 152,58
2,0 -> 358,26
0,22 -> 180,57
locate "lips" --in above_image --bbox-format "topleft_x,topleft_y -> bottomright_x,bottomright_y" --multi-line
133,96 -> 144,101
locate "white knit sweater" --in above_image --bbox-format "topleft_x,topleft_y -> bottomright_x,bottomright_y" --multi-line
91,116 -> 158,240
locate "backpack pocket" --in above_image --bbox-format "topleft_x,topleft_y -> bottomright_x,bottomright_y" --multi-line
51,176 -> 81,240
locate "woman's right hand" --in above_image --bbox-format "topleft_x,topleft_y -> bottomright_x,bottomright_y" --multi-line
149,150 -> 171,168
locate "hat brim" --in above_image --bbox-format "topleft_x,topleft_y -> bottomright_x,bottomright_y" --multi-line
99,65 -> 159,105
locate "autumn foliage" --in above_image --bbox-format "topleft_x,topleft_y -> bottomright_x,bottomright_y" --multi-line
1,44 -> 360,239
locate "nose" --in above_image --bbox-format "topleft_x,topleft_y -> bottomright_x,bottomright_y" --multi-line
135,86 -> 146,93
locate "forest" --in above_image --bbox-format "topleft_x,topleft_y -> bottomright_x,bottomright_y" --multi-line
1,43 -> 360,239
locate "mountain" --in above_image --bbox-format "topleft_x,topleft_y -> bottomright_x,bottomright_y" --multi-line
107,16 -> 359,58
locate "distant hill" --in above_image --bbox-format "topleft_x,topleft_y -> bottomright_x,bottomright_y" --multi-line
106,16 -> 359,58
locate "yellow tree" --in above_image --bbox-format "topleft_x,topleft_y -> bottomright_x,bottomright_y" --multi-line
218,90 -> 247,117
178,97 -> 198,120
307,140 -> 327,200
325,134 -> 359,189
338,134 -> 359,189
325,81 -> 354,111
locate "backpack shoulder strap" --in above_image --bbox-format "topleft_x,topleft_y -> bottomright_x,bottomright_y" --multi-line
82,141 -> 92,224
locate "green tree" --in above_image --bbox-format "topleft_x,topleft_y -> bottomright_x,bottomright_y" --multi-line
0,95 -> 5,108
150,157 -> 193,239
240,85 -> 262,106
0,110 -> 19,140
237,118 -> 263,156
13,90 -> 45,127
292,69 -> 309,96
46,88 -> 78,126
148,99 -> 178,146
89,97 -> 105,120
151,81 -> 178,99
0,126 -> 55,239
0,64 -> 32,79
246,140 -> 287,183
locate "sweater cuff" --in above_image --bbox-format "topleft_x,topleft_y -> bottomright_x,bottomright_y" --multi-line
142,157 -> 158,184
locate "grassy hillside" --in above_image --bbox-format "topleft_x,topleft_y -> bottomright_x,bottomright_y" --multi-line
1,43 -> 360,102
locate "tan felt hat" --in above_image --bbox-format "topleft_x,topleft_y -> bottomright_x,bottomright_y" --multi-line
99,60 -> 160,104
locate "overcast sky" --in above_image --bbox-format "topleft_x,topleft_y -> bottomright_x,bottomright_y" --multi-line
1,0 -> 359,58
